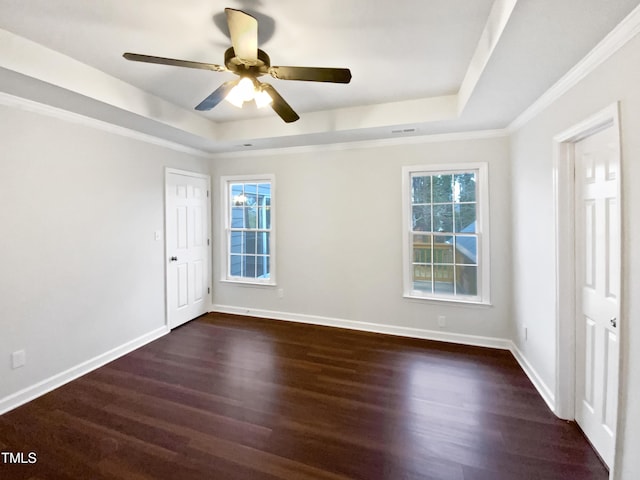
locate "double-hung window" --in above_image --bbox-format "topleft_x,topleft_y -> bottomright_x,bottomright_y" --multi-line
222,174 -> 275,284
402,163 -> 489,303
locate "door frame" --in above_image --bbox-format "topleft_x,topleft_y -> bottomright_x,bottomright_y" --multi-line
164,167 -> 212,328
552,102 -> 622,467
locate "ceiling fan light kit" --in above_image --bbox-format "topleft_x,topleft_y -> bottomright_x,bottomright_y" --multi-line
225,77 -> 259,107
123,8 -> 352,123
254,87 -> 274,109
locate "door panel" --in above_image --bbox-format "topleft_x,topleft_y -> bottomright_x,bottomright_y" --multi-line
574,125 -> 620,468
584,200 -> 595,288
177,263 -> 188,307
603,331 -> 618,432
166,171 -> 210,329
177,206 -> 188,248
194,206 -> 204,247
194,260 -> 204,302
583,316 -> 596,408
606,198 -> 619,298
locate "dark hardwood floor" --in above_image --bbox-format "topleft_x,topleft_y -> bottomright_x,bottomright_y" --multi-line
0,313 -> 607,480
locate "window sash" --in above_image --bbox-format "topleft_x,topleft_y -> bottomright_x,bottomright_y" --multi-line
222,175 -> 275,285
410,232 -> 481,298
403,164 -> 489,304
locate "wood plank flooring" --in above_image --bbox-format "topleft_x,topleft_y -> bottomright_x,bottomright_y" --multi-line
0,313 -> 607,479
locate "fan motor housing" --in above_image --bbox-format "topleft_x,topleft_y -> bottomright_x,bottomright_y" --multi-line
224,47 -> 270,76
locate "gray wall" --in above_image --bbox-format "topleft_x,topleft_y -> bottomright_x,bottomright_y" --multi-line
510,32 -> 640,479
0,103 -> 209,404
211,135 -> 513,342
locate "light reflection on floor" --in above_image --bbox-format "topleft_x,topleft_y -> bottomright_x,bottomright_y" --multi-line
224,333 -> 278,412
402,356 -> 498,471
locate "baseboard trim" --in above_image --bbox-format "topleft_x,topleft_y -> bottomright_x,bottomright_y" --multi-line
0,326 -> 169,415
210,304 -> 512,351
211,305 -> 560,414
509,342 -> 556,413
0,311 -> 559,419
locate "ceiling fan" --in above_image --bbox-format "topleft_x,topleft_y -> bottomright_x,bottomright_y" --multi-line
123,8 -> 352,123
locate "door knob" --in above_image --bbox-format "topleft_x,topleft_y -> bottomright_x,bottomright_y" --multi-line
610,317 -> 617,328
170,256 -> 178,262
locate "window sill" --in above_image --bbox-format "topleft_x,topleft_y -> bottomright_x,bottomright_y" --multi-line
403,293 -> 492,307
220,279 -> 276,287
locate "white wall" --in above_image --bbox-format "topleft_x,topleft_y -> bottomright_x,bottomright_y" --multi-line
510,33 -> 640,479
0,101 -> 209,408
211,134 -> 513,343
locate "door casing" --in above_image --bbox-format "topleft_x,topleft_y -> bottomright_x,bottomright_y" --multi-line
164,168 -> 212,328
552,102 -> 622,476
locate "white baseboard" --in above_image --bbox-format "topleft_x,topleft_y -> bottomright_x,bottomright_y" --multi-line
0,326 -> 169,415
509,341 -> 556,413
210,304 -> 513,350
1,312 -> 557,419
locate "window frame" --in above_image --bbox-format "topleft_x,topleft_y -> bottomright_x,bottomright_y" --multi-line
221,174 -> 276,286
401,163 -> 490,304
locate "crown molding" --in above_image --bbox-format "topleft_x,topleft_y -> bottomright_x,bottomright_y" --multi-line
1,89 -> 508,160
0,91 -> 212,158
508,3 -> 640,132
211,128 -> 509,160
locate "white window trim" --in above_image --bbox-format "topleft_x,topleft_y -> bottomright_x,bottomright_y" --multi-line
401,163 -> 491,305
221,174 -> 276,286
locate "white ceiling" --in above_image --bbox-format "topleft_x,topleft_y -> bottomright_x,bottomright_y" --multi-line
1,0 -> 639,153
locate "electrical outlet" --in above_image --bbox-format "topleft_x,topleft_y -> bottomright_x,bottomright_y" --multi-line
524,326 -> 528,341
277,288 -> 284,299
437,315 -> 446,328
11,350 -> 26,369
154,231 -> 162,241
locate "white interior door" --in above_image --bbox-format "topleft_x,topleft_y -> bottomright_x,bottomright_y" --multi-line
574,124 -> 620,468
166,170 -> 210,329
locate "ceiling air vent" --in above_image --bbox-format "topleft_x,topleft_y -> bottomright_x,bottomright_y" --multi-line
392,128 -> 417,134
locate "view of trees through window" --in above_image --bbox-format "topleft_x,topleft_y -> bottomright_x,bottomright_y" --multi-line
410,171 -> 479,297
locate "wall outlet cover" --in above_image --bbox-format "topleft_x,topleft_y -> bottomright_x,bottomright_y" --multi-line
11,350 -> 26,369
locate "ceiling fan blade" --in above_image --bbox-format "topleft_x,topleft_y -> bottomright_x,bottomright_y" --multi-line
123,53 -> 226,72
269,66 -> 352,83
225,8 -> 258,62
195,80 -> 238,111
261,83 -> 300,123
